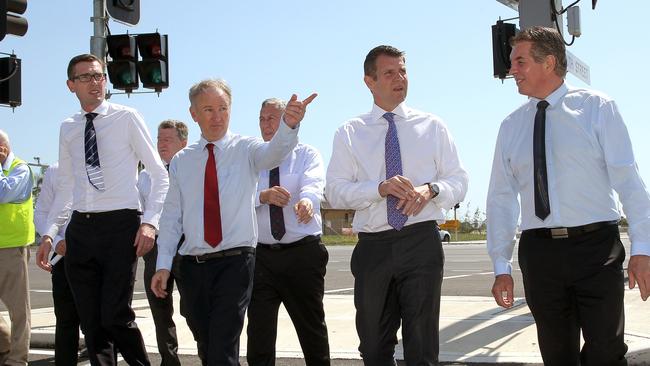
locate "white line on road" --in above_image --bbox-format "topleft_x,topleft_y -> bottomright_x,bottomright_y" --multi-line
324,287 -> 354,294
443,271 -> 493,280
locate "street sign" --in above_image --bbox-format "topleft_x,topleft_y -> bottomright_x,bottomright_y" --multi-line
440,220 -> 460,230
566,50 -> 591,85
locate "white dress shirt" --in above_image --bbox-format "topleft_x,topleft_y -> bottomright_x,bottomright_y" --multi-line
487,83 -> 650,275
326,102 -> 468,233
33,163 -> 70,251
0,152 -> 33,204
44,100 -> 168,239
255,143 -> 324,244
156,121 -> 298,271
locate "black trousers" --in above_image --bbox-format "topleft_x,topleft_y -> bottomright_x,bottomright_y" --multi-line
247,237 -> 330,366
143,244 -> 181,366
518,224 -> 627,366
65,209 -> 150,366
177,248 -> 255,366
351,221 -> 443,366
51,257 -> 81,365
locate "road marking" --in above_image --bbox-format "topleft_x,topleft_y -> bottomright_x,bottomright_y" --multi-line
325,287 -> 354,294
443,271 -> 493,280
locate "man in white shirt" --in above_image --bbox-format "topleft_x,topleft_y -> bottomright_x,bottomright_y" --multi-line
246,98 -> 330,366
487,27 -> 650,365
325,45 -> 468,365
138,120 -> 188,366
36,53 -> 168,366
0,129 -> 34,366
151,79 -> 316,365
34,163 -> 84,365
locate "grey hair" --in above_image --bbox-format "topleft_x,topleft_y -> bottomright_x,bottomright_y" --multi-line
261,98 -> 286,111
0,129 -> 9,147
188,79 -> 232,106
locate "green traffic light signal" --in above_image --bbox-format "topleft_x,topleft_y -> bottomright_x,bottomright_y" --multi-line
106,34 -> 139,92
136,33 -> 168,92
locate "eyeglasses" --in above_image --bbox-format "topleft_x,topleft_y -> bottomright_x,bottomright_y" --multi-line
71,73 -> 106,83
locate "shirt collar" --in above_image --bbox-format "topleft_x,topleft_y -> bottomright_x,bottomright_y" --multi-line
199,130 -> 233,151
530,82 -> 568,109
1,152 -> 15,171
370,102 -> 409,124
77,100 -> 110,121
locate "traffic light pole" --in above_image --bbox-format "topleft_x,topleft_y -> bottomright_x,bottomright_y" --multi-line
91,0 -> 106,61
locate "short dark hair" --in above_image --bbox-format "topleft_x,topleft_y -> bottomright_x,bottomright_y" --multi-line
511,27 -> 567,78
67,54 -> 104,80
364,45 -> 405,79
158,120 -> 189,141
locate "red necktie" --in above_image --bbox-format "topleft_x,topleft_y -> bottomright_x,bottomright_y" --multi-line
204,143 -> 222,247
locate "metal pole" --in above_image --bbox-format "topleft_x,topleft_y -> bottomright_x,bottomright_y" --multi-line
90,0 -> 107,61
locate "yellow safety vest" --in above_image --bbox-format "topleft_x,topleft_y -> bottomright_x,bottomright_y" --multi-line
0,157 -> 35,248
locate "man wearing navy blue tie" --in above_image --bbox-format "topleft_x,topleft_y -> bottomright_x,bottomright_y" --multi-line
487,27 -> 650,366
246,98 -> 330,366
37,53 -> 168,366
326,45 -> 468,365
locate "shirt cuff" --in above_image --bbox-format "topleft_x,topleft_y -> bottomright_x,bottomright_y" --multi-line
142,211 -> 161,231
156,253 -> 174,271
493,259 -> 513,276
299,192 -> 321,207
631,241 -> 650,257
52,235 -> 64,250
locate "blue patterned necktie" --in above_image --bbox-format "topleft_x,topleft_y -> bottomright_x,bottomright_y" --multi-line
384,112 -> 407,230
84,113 -> 105,191
269,167 -> 286,240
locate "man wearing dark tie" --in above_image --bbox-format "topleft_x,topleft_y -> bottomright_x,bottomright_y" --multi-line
246,98 -> 330,366
325,45 -> 468,365
151,79 -> 317,365
34,162 -> 84,365
487,27 -> 650,365
36,53 -> 168,366
138,120 -> 188,366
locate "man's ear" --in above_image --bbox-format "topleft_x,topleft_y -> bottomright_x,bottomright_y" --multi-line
364,74 -> 375,91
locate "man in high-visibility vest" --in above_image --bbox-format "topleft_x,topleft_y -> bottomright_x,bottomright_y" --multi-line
0,129 -> 35,366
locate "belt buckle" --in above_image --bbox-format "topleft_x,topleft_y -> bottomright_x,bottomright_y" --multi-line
550,227 -> 569,239
194,255 -> 206,264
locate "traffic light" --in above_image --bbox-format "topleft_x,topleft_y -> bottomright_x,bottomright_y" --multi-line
0,0 -> 28,42
491,20 -> 517,80
0,54 -> 21,107
106,0 -> 139,26
136,33 -> 168,92
106,34 -> 139,92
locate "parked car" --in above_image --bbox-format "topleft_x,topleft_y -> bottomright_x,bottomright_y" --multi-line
439,229 -> 451,243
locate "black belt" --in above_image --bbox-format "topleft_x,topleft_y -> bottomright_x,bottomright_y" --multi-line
72,209 -> 140,219
182,246 -> 255,263
524,220 -> 618,240
258,235 -> 320,250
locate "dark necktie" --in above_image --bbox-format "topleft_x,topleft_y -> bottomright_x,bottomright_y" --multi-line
384,112 -> 408,230
204,143 -> 222,247
84,112 -> 105,191
269,167 -> 286,240
533,100 -> 551,220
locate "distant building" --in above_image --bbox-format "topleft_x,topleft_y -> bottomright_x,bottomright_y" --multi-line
320,197 -> 355,236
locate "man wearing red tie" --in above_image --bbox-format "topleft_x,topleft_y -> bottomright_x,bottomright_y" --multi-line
151,79 -> 316,366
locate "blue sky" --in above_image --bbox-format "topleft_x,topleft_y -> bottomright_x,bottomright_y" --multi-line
1,1 -> 648,219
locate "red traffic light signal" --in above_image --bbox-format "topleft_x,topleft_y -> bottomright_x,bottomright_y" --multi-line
0,0 -> 28,42
106,34 -> 139,92
136,33 -> 168,92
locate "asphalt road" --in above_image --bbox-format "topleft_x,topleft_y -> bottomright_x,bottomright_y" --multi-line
21,236 -> 634,309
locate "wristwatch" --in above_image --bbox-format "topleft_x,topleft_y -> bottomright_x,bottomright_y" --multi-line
427,182 -> 440,199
